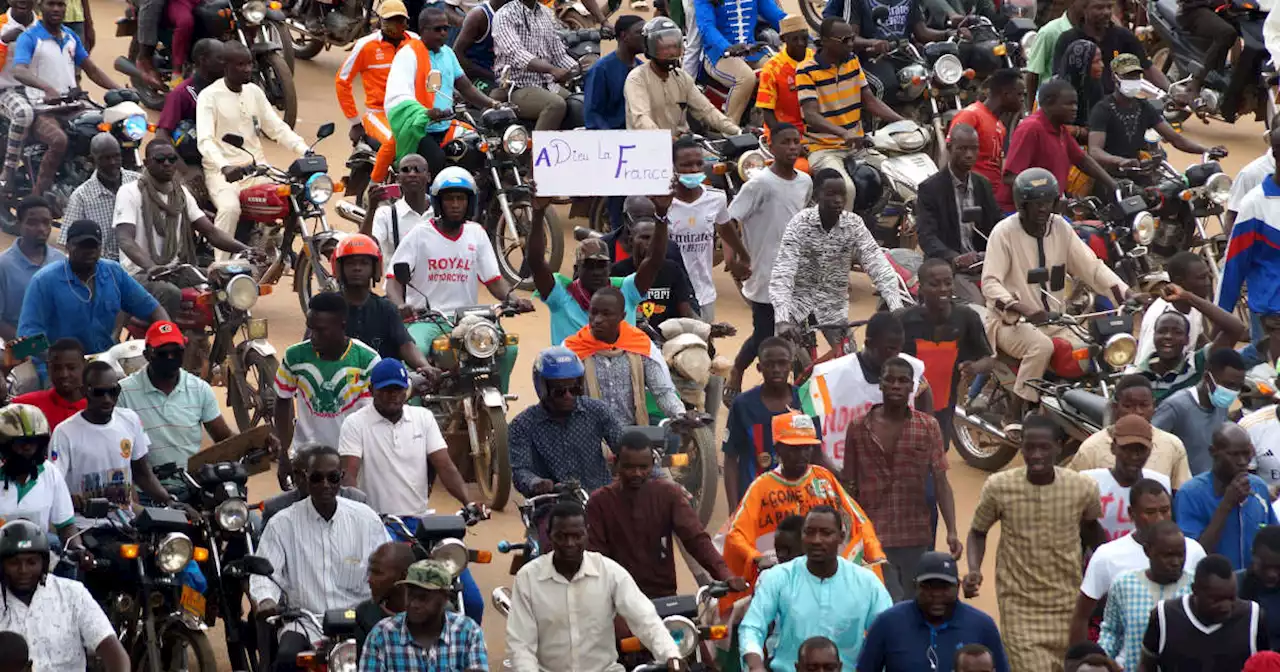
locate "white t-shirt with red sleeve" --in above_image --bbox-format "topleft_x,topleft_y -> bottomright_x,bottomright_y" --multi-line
388,219 -> 501,312
1081,468 -> 1172,542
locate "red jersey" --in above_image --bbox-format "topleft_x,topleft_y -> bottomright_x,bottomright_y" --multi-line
950,101 -> 1006,187
995,109 -> 1084,212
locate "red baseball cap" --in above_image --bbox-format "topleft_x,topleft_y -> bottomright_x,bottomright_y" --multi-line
145,321 -> 186,348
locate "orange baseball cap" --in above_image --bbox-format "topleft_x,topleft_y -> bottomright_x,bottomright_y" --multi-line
145,321 -> 186,348
772,411 -> 821,446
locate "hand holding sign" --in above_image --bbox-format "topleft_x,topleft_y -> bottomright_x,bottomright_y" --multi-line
532,130 -> 675,197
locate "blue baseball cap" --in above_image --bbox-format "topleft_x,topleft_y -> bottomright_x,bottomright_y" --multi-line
370,358 -> 410,390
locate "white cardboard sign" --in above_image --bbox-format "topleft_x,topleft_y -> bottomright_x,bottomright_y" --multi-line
531,130 -> 673,197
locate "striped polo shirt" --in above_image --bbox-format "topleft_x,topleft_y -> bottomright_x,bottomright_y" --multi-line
794,53 -> 868,151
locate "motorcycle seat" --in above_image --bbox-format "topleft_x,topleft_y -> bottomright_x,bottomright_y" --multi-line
650,593 -> 697,619
1155,0 -> 1178,25
1061,388 -> 1108,427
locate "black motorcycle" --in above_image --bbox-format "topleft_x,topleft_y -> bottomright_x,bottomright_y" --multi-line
114,0 -> 297,126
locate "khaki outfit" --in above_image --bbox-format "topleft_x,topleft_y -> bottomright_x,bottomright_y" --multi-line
1068,425 -> 1193,488
623,65 -> 740,137
981,214 -> 1128,401
971,467 -> 1103,671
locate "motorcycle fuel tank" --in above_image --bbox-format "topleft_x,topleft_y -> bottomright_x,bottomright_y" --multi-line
239,182 -> 290,222
879,153 -> 939,198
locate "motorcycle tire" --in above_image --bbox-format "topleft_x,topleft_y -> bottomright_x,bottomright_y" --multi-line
798,0 -> 824,32
268,21 -> 297,72
474,405 -> 512,511
952,373 -> 1020,472
677,425 -> 719,527
258,52 -> 298,128
295,243 -> 341,315
295,35 -> 325,60
129,71 -> 167,112
491,200 -> 564,292
587,197 -> 611,233
228,350 -> 279,432
137,625 -> 218,672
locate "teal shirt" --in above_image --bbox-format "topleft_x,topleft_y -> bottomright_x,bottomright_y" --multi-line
739,557 -> 892,671
119,368 -> 221,468
540,272 -> 644,345
1027,14 -> 1073,79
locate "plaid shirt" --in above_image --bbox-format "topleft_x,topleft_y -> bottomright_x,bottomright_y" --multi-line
357,611 -> 488,672
1099,568 -> 1193,669
61,169 -> 140,261
491,0 -> 576,91
841,404 -> 946,547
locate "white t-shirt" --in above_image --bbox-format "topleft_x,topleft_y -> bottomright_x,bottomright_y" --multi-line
111,181 -> 207,274
0,574 -> 115,671
1079,532 -> 1208,599
49,409 -> 151,514
1228,152 -> 1276,214
371,199 -> 433,261
668,188 -> 729,306
727,169 -> 812,304
0,461 -> 75,532
1242,405 -> 1280,486
1081,468 -> 1172,541
1135,298 -> 1203,365
388,219 -> 501,312
337,404 -> 447,518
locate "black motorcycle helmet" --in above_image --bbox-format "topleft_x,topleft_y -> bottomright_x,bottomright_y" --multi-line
0,520 -> 49,565
642,17 -> 683,61
850,160 -> 886,213
1012,167 -> 1060,209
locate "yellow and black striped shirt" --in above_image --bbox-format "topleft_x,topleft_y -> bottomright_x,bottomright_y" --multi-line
794,54 -> 868,151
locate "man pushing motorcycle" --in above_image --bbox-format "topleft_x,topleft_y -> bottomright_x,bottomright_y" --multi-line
981,168 -> 1144,430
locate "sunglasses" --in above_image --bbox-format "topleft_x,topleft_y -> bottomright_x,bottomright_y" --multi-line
88,385 -> 122,398
399,165 -> 426,174
550,384 -> 583,398
153,348 -> 184,360
309,471 -> 343,485
151,155 -> 179,165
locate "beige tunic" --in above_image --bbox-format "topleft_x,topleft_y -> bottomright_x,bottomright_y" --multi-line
1068,425 -> 1193,488
971,467 -> 1103,672
623,65 -> 741,137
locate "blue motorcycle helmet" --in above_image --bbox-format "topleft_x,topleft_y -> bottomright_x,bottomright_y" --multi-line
430,166 -> 479,223
532,346 -> 585,404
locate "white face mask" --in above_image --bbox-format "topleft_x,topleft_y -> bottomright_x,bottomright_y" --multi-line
1116,77 -> 1159,99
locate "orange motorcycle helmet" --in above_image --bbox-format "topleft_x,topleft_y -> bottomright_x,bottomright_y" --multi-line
332,233 -> 383,282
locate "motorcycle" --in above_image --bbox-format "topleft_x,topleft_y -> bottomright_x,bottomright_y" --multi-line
867,36 -> 965,167
1135,136 -> 1233,288
113,0 -> 297,126
392,274 -> 525,510
695,41 -> 777,129
1149,0 -> 1270,124
72,500 -> 219,672
383,506 -> 493,609
156,448 -> 272,672
493,479 -> 590,576
121,261 -> 279,431
953,299 -> 1141,471
284,0 -> 374,61
220,123 -> 346,316
617,580 -> 733,671
1066,185 -> 1163,309
0,88 -> 149,228
862,120 -> 941,249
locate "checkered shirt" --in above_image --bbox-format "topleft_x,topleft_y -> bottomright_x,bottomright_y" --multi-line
357,611 -> 488,672
1100,568 -> 1193,669
490,0 -> 577,91
842,404 -> 946,547
61,169 -> 140,261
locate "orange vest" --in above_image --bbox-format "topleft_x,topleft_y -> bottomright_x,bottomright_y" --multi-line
406,39 -> 439,110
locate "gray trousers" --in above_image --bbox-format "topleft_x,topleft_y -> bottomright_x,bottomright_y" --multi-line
954,271 -> 984,305
883,545 -> 930,602
138,0 -> 164,47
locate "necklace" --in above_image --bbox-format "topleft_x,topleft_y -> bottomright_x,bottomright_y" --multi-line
64,264 -> 93,304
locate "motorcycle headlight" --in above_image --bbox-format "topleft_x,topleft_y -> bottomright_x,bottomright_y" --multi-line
156,532 -> 194,574
122,114 -> 147,141
1103,333 -> 1137,369
1020,30 -> 1038,54
737,149 -> 767,182
327,640 -> 358,672
662,615 -> 700,659
933,54 -> 964,86
305,173 -> 334,205
430,538 -> 469,577
224,273 -> 259,311
1205,171 -> 1232,205
463,322 -> 501,358
1131,211 -> 1156,245
242,0 -> 266,24
897,64 -> 928,100
215,498 -> 250,532
502,125 -> 529,156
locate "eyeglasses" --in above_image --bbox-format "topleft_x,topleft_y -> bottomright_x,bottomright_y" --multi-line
550,384 -> 583,398
309,471 -> 343,485
88,385 -> 122,398
399,165 -> 425,174
152,155 -> 179,165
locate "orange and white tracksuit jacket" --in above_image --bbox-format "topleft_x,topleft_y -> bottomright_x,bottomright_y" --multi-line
335,30 -> 419,182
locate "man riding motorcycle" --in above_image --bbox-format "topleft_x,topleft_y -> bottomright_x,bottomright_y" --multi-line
385,167 -> 531,391
336,0 -> 419,186
981,167 -> 1139,426
823,0 -> 954,104
0,404 -> 82,552
453,0 -> 514,91
625,17 -> 742,136
693,0 -> 786,124
156,38 -> 223,205
0,0 -> 40,209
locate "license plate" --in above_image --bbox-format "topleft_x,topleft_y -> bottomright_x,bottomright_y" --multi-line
180,585 -> 206,621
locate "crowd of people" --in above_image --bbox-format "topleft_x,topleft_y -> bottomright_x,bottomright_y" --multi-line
0,0 -> 1273,666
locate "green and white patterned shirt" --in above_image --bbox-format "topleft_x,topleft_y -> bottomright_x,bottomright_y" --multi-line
273,338 -> 380,453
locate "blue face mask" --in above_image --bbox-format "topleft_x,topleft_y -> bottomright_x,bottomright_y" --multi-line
678,173 -> 705,189
1209,372 -> 1239,410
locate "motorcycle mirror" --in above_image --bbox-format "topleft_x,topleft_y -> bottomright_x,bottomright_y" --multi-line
393,262 -> 412,287
228,556 -> 275,577
222,133 -> 245,149
1026,266 -> 1049,285
962,206 -> 982,223
1050,264 -> 1066,292
316,122 -> 335,140
427,70 -> 443,93
84,498 -> 112,519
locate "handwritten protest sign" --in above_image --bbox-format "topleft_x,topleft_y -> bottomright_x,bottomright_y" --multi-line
532,130 -> 673,197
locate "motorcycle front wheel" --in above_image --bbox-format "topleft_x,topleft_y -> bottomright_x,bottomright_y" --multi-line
295,243 -> 340,315
257,52 -> 298,128
490,201 -> 564,291
474,405 -> 512,511
228,349 -> 279,432
952,372 -> 1020,472
674,425 -> 719,527
136,625 -> 218,672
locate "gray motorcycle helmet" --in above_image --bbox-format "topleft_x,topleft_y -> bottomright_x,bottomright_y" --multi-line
1011,167 -> 1060,209
643,16 -> 684,60
0,520 -> 48,562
